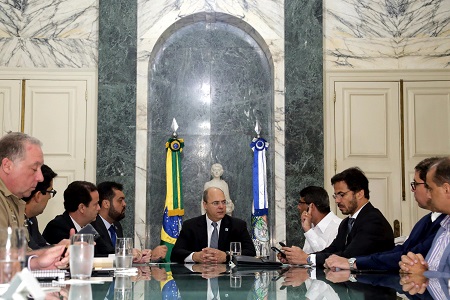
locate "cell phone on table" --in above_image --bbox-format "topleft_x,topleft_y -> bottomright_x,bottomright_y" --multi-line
271,246 -> 287,259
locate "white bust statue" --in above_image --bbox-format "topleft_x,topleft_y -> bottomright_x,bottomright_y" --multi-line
201,163 -> 235,216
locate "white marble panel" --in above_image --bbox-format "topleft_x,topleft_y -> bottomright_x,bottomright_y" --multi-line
0,0 -> 98,68
135,0 -> 285,245
325,0 -> 450,69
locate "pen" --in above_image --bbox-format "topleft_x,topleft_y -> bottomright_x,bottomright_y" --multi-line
60,246 -> 68,261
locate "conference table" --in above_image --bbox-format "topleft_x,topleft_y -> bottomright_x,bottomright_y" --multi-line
41,264 -> 448,299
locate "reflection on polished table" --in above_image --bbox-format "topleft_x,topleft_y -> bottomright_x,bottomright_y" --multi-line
42,264 -> 449,299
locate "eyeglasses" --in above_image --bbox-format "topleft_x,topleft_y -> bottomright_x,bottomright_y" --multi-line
410,181 -> 425,191
332,190 -> 352,199
298,201 -> 309,206
42,189 -> 57,198
208,200 -> 227,207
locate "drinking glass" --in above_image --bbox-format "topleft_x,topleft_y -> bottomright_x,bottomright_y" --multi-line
114,274 -> 132,300
0,227 -> 27,284
115,238 -> 133,270
70,234 -> 94,279
68,283 -> 92,300
230,274 -> 242,288
230,242 -> 242,256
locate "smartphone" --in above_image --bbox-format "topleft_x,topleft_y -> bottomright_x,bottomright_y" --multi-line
271,246 -> 287,259
279,242 -> 287,247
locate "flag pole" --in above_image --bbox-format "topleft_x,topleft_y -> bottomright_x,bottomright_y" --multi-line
250,120 -> 270,258
160,118 -> 184,261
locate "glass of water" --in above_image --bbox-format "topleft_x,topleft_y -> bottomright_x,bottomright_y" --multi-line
230,242 -> 242,257
0,227 -> 27,284
70,234 -> 94,279
115,238 -> 133,270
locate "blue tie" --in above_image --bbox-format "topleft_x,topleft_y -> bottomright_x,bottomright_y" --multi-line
108,225 -> 117,247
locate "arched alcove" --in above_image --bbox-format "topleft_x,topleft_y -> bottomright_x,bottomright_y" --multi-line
145,13 -> 275,246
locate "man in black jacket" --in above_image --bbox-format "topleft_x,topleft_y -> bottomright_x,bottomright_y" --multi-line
280,167 -> 394,267
92,181 -> 167,261
171,187 -> 256,263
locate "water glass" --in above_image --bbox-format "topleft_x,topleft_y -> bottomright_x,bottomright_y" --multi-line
230,242 -> 242,256
0,227 -> 27,284
70,234 -> 94,279
68,283 -> 92,300
115,238 -> 133,270
230,274 -> 242,288
114,274 -> 132,300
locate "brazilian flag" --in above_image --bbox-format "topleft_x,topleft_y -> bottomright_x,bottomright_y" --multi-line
160,137 -> 184,261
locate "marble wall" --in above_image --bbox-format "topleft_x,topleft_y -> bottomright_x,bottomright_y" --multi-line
325,0 -> 450,69
135,1 -> 285,249
145,19 -> 274,247
0,0 -> 97,68
96,0 -> 137,238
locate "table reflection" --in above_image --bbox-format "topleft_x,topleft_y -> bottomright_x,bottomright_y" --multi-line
38,265 -> 450,300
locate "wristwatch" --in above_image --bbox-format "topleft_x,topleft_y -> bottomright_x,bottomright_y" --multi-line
348,257 -> 356,271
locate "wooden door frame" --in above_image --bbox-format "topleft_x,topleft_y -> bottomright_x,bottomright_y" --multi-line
0,68 -> 98,182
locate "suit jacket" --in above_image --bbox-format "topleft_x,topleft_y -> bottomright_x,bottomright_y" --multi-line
27,216 -> 50,249
171,214 -> 256,263
91,215 -> 124,256
315,202 -> 394,266
42,211 -> 77,244
355,213 -> 446,271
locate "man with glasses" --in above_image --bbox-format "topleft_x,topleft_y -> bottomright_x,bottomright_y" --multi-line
324,157 -> 444,271
298,186 -> 342,253
280,167 -> 394,267
171,187 -> 256,263
23,164 -> 58,249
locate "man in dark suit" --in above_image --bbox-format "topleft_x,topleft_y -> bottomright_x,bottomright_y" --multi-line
325,157 -> 445,271
280,167 -> 394,267
23,164 -> 58,249
171,187 -> 256,263
43,181 -> 100,244
92,181 -> 167,261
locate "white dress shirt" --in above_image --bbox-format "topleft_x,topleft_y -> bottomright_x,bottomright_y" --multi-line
303,211 -> 342,253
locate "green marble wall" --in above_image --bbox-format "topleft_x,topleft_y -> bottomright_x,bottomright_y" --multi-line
97,0 -> 137,238
285,0 -> 324,248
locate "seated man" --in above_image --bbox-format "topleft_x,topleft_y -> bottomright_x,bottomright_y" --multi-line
23,164 -> 58,249
92,181 -> 167,262
171,187 -> 256,263
400,157 -> 450,275
325,157 -> 445,271
43,181 -> 100,244
279,167 -> 394,267
298,186 -> 342,253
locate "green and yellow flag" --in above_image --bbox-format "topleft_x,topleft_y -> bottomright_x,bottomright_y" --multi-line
160,136 -> 184,261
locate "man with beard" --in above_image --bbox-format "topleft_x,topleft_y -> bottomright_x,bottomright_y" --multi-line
324,157 -> 445,271
92,181 -> 167,262
279,167 -> 394,267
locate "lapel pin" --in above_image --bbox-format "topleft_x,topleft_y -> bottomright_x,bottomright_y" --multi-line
225,228 -> 229,231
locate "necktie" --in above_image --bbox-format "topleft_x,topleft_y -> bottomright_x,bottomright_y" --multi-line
108,225 -> 117,247
210,277 -> 219,300
210,222 -> 218,249
347,218 -> 355,234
